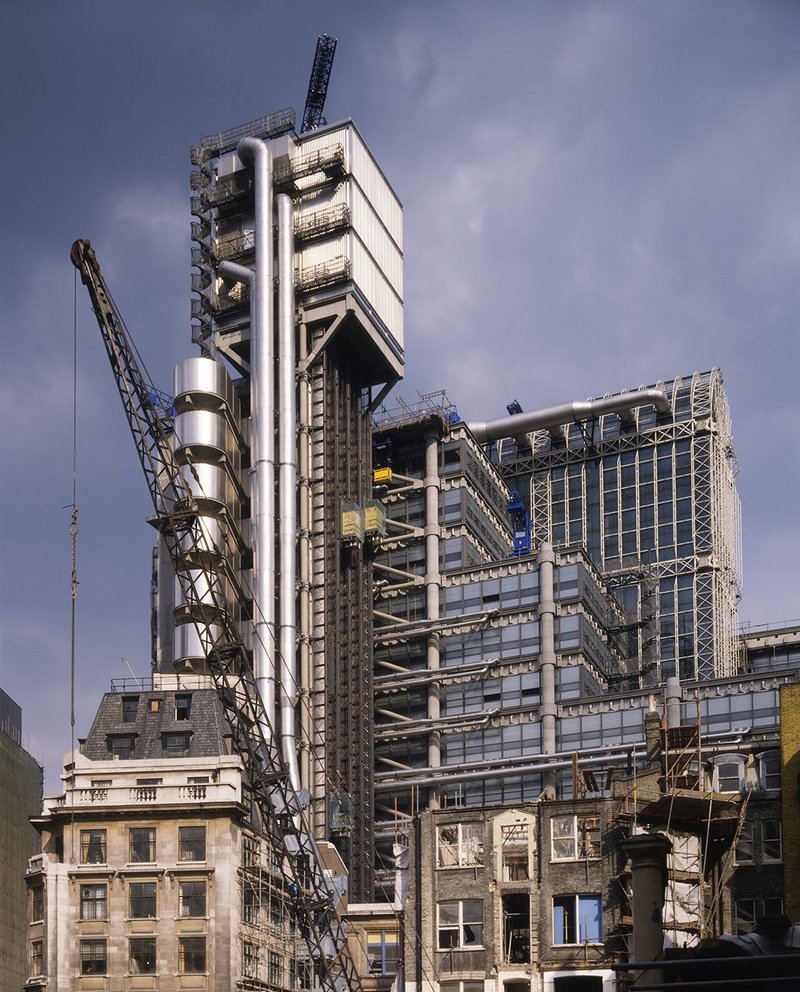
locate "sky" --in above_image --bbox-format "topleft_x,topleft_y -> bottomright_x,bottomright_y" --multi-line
1,0 -> 798,792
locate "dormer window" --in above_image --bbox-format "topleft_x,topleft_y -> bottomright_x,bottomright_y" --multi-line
175,694 -> 192,721
121,696 -> 138,722
108,734 -> 136,760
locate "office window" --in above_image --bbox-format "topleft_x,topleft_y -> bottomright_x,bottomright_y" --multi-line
179,825 -> 206,861
553,894 -> 602,945
80,883 -> 107,920
129,827 -> 156,862
80,939 -> 107,975
175,693 -> 192,720
80,829 -> 107,864
179,880 -> 206,917
366,931 -> 399,974
31,940 -> 44,977
759,751 -> 781,792
129,937 -> 156,975
551,815 -> 601,860
179,936 -> 206,974
763,820 -> 782,862
109,734 -> 135,759
164,733 -> 190,757
129,881 -> 157,918
437,900 -> 483,949
436,822 -> 483,867
735,822 -> 754,864
31,885 -> 44,922
243,942 -> 258,979
122,696 -> 138,722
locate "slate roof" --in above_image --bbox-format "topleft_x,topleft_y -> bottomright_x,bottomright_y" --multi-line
81,688 -> 229,762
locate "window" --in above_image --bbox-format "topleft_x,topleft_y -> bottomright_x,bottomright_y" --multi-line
759,751 -> 781,792
80,829 -> 106,864
164,733 -> 190,757
129,827 -> 155,862
735,822 -> 754,864
366,931 -> 399,974
269,951 -> 282,986
122,696 -> 139,722
441,983 -> 484,992
179,825 -> 206,861
175,694 -> 192,720
109,734 -> 135,759
129,937 -> 156,975
436,822 -> 483,867
31,940 -> 43,977
437,900 -> 483,949
129,881 -> 157,918
80,939 -> 107,975
551,815 -> 601,861
149,698 -> 161,712
80,883 -> 107,920
179,936 -> 206,974
736,897 -> 784,934
553,895 -> 602,945
712,755 -> 744,793
243,942 -> 258,979
179,880 -> 206,917
242,834 -> 259,867
501,823 -> 530,881
31,885 -> 44,922
763,820 -> 782,862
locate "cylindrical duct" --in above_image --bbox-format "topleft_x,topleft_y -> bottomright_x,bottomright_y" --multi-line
539,542 -> 557,799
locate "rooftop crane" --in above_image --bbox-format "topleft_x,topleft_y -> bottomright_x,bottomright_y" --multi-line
70,238 -> 364,992
301,34 -> 337,132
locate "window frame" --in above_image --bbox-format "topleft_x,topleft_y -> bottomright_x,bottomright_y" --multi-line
80,939 -> 107,976
436,899 -> 484,950
80,883 -> 107,921
129,826 -> 156,863
762,819 -> 782,863
129,880 -> 157,919
179,879 -> 207,918
129,937 -> 157,975
436,822 -> 484,868
80,829 -> 107,865
366,930 -> 399,975
31,884 -> 44,923
552,894 -> 602,946
30,939 -> 44,977
550,814 -> 601,862
179,825 -> 206,862
179,936 -> 206,974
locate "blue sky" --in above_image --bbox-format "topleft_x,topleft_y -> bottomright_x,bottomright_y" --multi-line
1,1 -> 798,791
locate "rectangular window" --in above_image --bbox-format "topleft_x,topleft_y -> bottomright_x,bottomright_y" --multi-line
735,898 -> 756,935
122,696 -> 139,722
501,823 -> 530,881
164,733 -> 191,757
551,815 -> 601,861
80,939 -> 107,975
269,951 -> 282,986
31,940 -> 43,977
437,899 -> 483,949
31,885 -> 44,922
436,822 -> 483,867
366,931 -> 399,974
762,820 -> 782,862
179,825 -> 206,861
759,751 -> 781,792
109,734 -> 135,759
243,942 -> 258,979
175,694 -> 192,720
80,883 -> 107,920
179,936 -> 206,974
80,829 -> 107,864
129,827 -> 155,863
735,822 -> 754,864
129,937 -> 156,975
129,881 -> 157,918
179,880 -> 207,917
553,894 -> 602,945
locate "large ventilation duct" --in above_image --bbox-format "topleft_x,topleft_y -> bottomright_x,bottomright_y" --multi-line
276,190 -> 301,792
237,137 -> 276,738
467,389 -> 671,444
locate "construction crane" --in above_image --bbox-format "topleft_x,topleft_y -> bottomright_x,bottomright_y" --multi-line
301,34 -> 337,132
70,238 -> 363,992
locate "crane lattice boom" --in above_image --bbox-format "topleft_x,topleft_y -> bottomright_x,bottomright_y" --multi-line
301,34 -> 337,133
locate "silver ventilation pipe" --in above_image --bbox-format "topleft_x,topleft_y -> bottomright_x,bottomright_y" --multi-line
423,429 -> 442,780
276,191 -> 301,792
467,389 -> 671,444
237,136 -> 276,740
538,542 -> 557,800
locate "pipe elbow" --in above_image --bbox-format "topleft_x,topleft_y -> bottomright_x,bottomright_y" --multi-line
237,135 -> 265,164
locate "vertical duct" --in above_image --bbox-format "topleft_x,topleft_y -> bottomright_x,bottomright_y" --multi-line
424,429 -> 442,779
297,321 -> 313,793
237,137 -> 276,736
620,832 -> 671,988
276,191 -> 301,791
666,675 -> 682,729
539,542 -> 557,799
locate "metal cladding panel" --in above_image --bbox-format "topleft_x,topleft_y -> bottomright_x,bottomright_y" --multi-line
297,183 -> 346,214
350,236 -> 403,348
346,126 -> 403,252
174,622 -> 225,662
178,462 -> 232,508
297,123 -> 402,251
174,410 -> 231,458
349,182 -> 403,297
174,356 -> 233,408
295,232 -> 350,271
